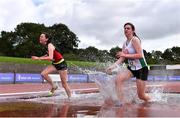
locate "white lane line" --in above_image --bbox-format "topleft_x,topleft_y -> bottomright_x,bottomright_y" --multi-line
130,84 -> 164,88
0,87 -> 99,96
0,91 -> 48,96
147,85 -> 164,87
73,88 -> 98,91
0,84 -> 165,96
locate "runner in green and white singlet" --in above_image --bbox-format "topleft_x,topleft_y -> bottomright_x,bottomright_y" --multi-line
106,22 -> 151,103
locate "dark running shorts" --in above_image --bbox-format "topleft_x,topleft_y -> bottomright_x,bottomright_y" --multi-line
52,60 -> 67,71
127,66 -> 148,81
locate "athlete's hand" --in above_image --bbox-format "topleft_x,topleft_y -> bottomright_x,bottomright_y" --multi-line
118,52 -> 126,57
31,56 -> 39,60
116,50 -> 127,58
116,51 -> 121,58
116,51 -> 125,58
105,67 -> 112,75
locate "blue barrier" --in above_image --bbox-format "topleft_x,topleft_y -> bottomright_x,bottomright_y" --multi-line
169,76 -> 180,81
154,76 -> 168,81
15,73 -> 42,83
128,76 -> 154,81
68,74 -> 88,83
88,73 -> 107,82
0,73 -> 179,84
122,75 -> 175,81
0,73 -> 14,84
148,75 -> 154,81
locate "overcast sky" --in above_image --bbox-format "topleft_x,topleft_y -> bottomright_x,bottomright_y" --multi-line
0,0 -> 179,52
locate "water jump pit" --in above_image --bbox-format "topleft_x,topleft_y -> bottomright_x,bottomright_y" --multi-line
0,70 -> 180,117
0,81 -> 180,117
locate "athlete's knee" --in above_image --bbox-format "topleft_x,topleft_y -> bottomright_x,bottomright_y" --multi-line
61,81 -> 68,88
116,74 -> 126,83
138,93 -> 146,100
115,78 -> 123,86
41,71 -> 48,78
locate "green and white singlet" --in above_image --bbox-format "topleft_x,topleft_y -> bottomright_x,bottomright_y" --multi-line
123,36 -> 147,70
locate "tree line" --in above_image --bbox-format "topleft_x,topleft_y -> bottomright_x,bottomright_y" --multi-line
0,22 -> 179,64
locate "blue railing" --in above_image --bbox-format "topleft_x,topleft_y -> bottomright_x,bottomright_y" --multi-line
0,73 -> 180,84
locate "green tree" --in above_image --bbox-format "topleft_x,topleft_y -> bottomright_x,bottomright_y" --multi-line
74,47 -> 113,62
143,49 -> 153,64
151,50 -> 163,64
97,50 -> 113,62
162,48 -> 174,64
0,31 -> 15,56
0,22 -> 79,57
13,23 -> 47,57
109,46 -> 121,58
171,46 -> 180,64
48,23 -> 80,54
80,46 -> 99,61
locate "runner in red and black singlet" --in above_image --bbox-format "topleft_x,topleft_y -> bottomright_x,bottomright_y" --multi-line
45,40 -> 68,71
31,33 -> 71,98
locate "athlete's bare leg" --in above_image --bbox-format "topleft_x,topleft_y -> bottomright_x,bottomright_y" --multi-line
136,79 -> 151,102
59,70 -> 71,98
115,70 -> 133,102
41,65 -> 57,92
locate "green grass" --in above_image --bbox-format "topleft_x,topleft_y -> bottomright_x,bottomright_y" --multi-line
68,60 -> 98,67
0,56 -> 98,68
0,56 -> 50,65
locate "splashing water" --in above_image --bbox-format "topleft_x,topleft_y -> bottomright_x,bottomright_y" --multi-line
87,63 -> 138,104
149,85 -> 168,103
69,61 -> 173,105
94,73 -> 118,101
147,66 -> 173,103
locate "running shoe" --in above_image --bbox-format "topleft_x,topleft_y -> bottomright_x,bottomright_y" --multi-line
47,86 -> 58,97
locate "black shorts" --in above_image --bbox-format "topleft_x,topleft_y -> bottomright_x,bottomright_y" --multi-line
52,60 -> 67,71
127,66 -> 148,81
